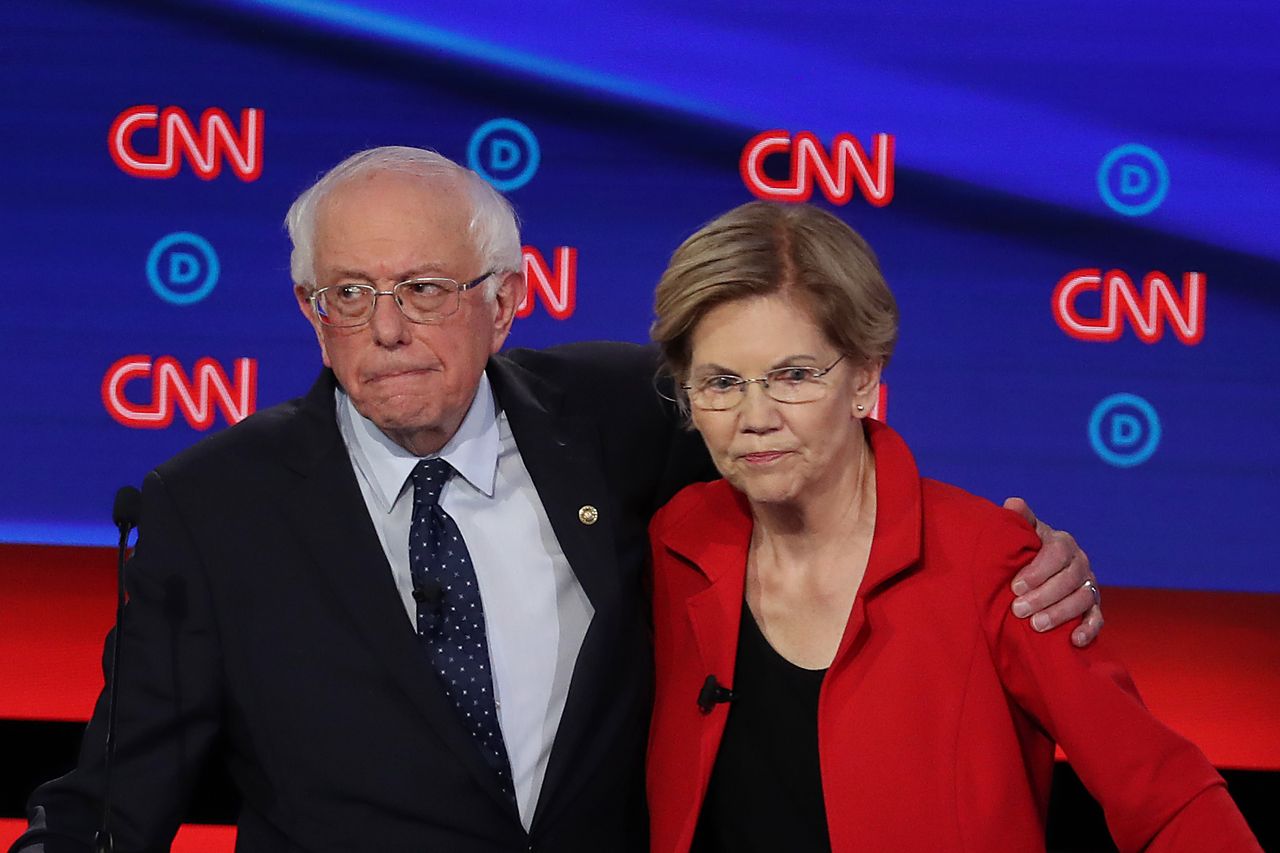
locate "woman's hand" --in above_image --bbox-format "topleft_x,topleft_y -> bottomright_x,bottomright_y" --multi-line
1003,497 -> 1103,648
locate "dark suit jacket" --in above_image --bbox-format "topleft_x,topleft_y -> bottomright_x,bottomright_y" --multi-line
16,342 -> 713,853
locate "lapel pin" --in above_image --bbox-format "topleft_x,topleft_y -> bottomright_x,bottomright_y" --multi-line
578,505 -> 599,525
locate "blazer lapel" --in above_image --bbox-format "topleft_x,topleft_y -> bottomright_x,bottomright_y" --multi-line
485,356 -> 631,828
829,418 -> 924,674
656,483 -> 751,781
276,371 -> 518,815
486,357 -> 620,612
669,489 -> 750,686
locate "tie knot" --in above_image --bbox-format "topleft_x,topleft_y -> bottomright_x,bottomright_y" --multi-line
411,458 -> 454,507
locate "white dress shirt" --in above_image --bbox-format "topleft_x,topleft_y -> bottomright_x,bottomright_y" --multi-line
336,374 -> 593,829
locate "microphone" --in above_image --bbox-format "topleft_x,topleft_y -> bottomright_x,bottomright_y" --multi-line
112,486 -> 141,534
412,578 -> 443,608
96,486 -> 141,853
413,578 -> 444,635
697,675 -> 735,714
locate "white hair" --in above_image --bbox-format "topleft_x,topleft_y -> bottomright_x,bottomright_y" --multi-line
284,146 -> 522,299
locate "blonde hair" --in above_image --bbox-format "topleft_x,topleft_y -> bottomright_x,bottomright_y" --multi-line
652,202 -> 898,393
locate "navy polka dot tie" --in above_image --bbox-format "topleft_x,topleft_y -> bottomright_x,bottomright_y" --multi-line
409,458 -> 514,801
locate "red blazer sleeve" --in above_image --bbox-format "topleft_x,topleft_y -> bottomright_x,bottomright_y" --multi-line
967,510 -> 1260,852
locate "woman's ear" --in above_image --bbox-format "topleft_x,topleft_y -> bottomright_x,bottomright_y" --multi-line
851,360 -> 883,419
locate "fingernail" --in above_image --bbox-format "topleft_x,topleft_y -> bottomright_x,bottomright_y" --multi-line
1011,579 -> 1029,596
1011,599 -> 1031,618
1073,631 -> 1087,645
1031,614 -> 1051,631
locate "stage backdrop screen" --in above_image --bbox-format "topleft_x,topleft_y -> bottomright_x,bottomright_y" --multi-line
3,0 -> 1278,595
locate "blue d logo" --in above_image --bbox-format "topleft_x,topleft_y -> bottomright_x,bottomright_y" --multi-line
468,118 -> 540,192
168,252 -> 200,285
1098,144 -> 1169,217
147,232 -> 219,305
1088,393 -> 1161,467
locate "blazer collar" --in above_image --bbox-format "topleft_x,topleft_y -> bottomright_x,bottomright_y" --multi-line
861,418 -> 924,597
657,418 -> 923,596
655,419 -> 925,682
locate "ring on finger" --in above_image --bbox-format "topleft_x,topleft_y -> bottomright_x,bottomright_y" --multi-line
1081,578 -> 1101,607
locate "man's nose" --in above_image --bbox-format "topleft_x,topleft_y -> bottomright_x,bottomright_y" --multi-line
368,291 -> 412,345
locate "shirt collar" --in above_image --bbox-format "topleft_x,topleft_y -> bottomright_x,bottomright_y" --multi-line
337,372 -> 500,513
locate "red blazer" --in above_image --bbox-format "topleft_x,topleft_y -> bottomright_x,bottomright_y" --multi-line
647,419 -> 1258,853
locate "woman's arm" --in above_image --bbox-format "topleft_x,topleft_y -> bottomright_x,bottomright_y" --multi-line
969,509 -> 1259,852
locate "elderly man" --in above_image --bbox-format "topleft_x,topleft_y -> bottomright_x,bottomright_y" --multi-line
13,147 -> 1099,852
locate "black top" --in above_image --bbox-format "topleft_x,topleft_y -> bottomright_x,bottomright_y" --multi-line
691,600 -> 832,853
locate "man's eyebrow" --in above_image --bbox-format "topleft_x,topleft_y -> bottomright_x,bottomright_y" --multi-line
328,268 -> 373,282
400,263 -> 454,278
327,263 -> 453,282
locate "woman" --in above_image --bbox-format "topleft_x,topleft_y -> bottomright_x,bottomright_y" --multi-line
646,202 -> 1258,852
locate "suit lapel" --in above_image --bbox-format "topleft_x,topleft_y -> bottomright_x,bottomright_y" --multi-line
277,371 -> 518,816
486,356 -> 620,615
485,356 -> 629,828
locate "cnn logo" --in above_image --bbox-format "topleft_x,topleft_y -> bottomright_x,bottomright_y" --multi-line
1053,269 -> 1205,345
519,246 -> 576,320
740,130 -> 894,207
102,355 -> 258,430
108,105 -> 263,181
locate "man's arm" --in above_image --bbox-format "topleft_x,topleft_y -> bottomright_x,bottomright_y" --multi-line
1003,497 -> 1104,647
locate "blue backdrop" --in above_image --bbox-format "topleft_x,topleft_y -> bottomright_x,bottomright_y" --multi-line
3,0 -> 1278,593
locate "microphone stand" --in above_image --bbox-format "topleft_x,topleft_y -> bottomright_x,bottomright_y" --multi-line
95,487 -> 140,853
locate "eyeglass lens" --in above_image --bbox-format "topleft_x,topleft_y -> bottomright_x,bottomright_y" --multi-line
317,279 -> 459,325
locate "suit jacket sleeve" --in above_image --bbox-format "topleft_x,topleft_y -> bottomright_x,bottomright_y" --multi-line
968,511 -> 1260,852
13,470 -> 224,853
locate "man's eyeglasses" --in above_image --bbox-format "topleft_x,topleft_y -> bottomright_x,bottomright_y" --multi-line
682,355 -> 847,411
308,271 -> 495,327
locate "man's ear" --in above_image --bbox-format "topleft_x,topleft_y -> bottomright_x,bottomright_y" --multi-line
294,284 -> 331,367
851,360 -> 883,419
488,271 -> 524,354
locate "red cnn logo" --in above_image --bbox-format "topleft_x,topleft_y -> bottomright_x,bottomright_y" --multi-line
519,246 -> 577,320
1052,269 -> 1205,345
102,355 -> 258,430
740,130 -> 895,206
108,105 -> 264,181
